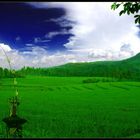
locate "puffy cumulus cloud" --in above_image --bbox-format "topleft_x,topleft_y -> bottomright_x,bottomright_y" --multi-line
61,2 -> 140,54
0,42 -> 87,69
0,43 -> 12,68
0,42 -> 137,69
28,2 -> 140,57
0,43 -> 12,52
0,44 -> 28,69
1,2 -> 140,69
87,48 -> 133,61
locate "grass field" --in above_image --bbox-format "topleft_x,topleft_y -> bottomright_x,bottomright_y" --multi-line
0,76 -> 140,138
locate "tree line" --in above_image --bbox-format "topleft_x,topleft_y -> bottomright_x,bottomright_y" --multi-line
0,67 -> 23,78
0,62 -> 140,81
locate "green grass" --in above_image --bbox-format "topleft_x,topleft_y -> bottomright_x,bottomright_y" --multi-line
0,76 -> 140,138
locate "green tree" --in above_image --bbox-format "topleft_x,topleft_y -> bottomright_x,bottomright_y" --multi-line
4,68 -> 9,78
111,2 -> 140,24
0,67 -> 4,78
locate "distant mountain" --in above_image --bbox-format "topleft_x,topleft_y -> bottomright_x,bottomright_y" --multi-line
129,52 -> 140,60
44,53 -> 140,80
123,52 -> 140,65
16,53 -> 140,80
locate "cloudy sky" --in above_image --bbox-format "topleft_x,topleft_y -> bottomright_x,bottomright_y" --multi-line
0,2 -> 140,69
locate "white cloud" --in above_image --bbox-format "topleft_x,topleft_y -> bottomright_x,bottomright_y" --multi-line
87,49 -> 133,61
1,2 -> 140,69
45,16 -> 76,27
34,37 -> 50,43
0,43 -> 12,52
0,42 -> 137,69
45,29 -> 70,39
25,44 -> 34,47
0,43 -> 78,69
28,2 -> 140,56
62,3 -> 140,53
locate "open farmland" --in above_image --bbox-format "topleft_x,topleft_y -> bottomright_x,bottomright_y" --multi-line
0,76 -> 140,138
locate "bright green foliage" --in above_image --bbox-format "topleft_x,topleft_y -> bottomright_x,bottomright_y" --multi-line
15,53 -> 140,81
0,68 -> 24,78
111,2 -> 140,24
1,53 -> 140,80
0,76 -> 140,138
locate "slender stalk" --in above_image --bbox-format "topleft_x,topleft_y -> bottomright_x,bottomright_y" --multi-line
0,46 -> 18,97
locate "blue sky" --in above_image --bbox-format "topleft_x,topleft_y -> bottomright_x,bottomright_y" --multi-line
0,2 -> 72,53
0,2 -> 140,69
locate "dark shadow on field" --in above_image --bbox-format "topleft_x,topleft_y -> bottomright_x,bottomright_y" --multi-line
82,86 -> 94,90
47,87 -> 54,91
72,87 -> 82,91
63,87 -> 69,91
124,83 -> 140,88
110,84 -> 130,90
95,84 -> 108,90
56,87 -> 62,90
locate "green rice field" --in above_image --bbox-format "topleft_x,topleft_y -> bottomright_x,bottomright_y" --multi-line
0,76 -> 140,138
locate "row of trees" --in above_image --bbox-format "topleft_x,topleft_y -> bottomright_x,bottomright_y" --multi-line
0,67 -> 12,78
1,61 -> 140,81
13,64 -> 140,81
0,67 -> 24,78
